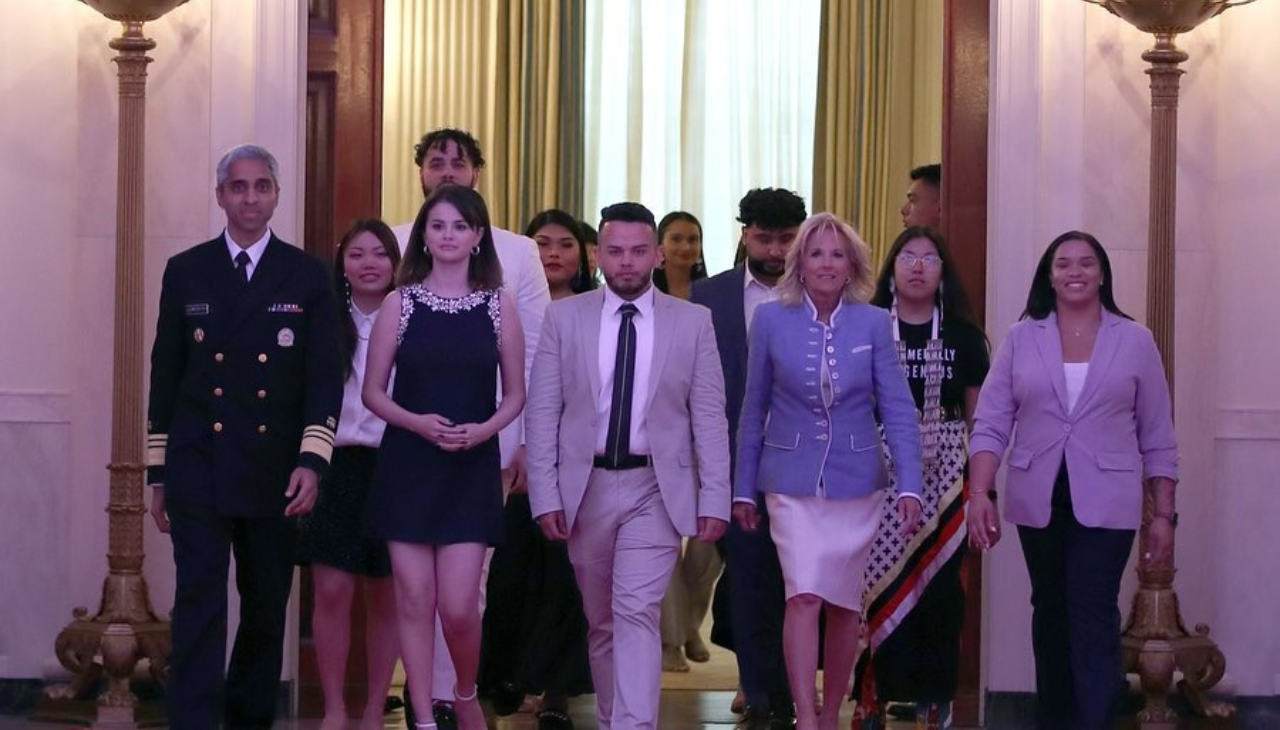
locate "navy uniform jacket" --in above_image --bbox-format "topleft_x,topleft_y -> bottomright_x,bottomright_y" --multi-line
146,235 -> 343,517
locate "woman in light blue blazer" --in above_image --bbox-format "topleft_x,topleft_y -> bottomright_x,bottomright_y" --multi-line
733,213 -> 924,730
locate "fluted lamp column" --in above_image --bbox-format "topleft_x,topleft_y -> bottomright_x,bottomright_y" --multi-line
1080,0 -> 1252,723
39,2 -> 188,727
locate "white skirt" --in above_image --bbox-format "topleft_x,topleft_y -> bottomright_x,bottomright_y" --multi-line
766,490 -> 887,611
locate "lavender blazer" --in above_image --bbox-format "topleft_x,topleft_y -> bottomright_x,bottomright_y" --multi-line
969,311 -> 1178,530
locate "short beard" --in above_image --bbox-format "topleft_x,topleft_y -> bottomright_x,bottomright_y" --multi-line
604,271 -> 653,299
747,257 -> 785,282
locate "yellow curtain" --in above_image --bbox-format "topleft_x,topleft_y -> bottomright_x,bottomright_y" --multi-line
382,0 -> 584,232
812,0 -> 942,265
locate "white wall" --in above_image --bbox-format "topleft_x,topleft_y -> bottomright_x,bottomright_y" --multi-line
988,0 -> 1280,699
0,0 -> 304,681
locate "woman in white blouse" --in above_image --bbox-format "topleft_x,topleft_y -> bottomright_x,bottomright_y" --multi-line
296,219 -> 402,730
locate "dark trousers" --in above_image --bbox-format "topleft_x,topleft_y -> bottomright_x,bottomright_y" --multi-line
1016,463 -> 1135,730
167,498 -> 297,730
722,499 -> 792,710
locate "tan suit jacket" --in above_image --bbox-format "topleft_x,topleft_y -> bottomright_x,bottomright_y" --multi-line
526,288 -> 732,536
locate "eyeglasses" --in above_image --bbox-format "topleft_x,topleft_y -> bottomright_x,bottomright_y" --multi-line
895,253 -> 942,269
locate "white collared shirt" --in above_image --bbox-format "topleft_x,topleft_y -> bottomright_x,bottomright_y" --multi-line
335,304 -> 389,448
743,265 -> 779,332
223,228 -> 271,281
596,285 -> 656,455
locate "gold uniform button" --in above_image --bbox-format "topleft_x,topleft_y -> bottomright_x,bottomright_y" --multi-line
214,353 -> 225,362
213,387 -> 224,397
257,425 -> 268,434
258,353 -> 268,363
257,390 -> 267,399
213,422 -> 223,433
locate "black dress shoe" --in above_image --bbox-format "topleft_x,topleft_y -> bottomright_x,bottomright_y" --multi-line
384,694 -> 405,714
537,708 -> 575,730
735,705 -> 772,730
769,703 -> 797,729
489,680 -> 525,716
433,700 -> 459,730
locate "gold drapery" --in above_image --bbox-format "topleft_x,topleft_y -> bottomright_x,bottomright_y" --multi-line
813,0 -> 942,264
382,0 -> 585,232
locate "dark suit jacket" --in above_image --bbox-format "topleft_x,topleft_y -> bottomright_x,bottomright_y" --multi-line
691,266 -> 748,463
146,235 -> 343,517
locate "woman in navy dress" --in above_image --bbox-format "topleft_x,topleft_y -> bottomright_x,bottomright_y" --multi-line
363,185 -> 525,730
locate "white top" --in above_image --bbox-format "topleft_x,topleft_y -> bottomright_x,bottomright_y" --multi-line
335,304 -> 389,448
743,264 -> 779,332
392,221 -> 549,468
223,228 -> 271,280
1064,362 -> 1090,413
596,285 -> 656,455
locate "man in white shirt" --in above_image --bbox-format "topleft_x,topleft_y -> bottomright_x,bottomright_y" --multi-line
690,188 -> 807,730
391,128 -> 550,729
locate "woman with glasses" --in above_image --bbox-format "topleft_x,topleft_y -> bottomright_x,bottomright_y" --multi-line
853,226 -> 990,729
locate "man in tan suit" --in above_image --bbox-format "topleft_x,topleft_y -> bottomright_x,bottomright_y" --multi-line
527,202 -> 731,730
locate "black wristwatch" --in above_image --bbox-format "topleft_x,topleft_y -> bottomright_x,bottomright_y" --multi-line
1153,512 -> 1179,527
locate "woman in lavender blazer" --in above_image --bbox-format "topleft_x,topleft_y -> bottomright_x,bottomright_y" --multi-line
967,231 -> 1178,730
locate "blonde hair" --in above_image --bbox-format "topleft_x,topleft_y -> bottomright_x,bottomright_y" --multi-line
776,212 -> 874,306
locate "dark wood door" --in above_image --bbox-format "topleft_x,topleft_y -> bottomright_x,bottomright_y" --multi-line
299,0 -> 384,717
943,0 -> 990,726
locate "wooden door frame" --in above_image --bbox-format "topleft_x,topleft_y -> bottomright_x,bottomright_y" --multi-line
943,0 -> 990,726
295,0 -> 992,722
299,0 -> 384,717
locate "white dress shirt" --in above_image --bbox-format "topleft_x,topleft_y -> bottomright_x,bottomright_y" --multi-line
743,264 -> 779,332
596,285 -> 656,455
335,304 -> 389,448
223,228 -> 271,280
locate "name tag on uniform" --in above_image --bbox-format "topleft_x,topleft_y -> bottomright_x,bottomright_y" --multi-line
185,303 -> 210,316
851,345 -> 872,354
267,303 -> 303,314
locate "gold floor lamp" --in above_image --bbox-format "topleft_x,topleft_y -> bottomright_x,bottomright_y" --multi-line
40,1 -> 188,727
1080,0 -> 1254,723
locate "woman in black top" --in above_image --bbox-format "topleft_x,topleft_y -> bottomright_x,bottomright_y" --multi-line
853,226 -> 990,730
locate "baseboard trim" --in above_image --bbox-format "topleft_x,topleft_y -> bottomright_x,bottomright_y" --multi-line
985,691 -> 1280,728
0,677 -> 297,720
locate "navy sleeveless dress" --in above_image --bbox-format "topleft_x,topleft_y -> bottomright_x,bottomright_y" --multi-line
365,284 -> 504,546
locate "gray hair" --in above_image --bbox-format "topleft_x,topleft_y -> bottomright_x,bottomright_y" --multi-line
215,144 -> 279,188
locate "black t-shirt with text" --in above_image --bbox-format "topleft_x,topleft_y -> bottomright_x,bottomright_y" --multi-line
895,318 -> 990,419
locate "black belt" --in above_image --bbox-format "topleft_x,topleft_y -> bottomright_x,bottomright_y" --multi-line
593,454 -> 652,471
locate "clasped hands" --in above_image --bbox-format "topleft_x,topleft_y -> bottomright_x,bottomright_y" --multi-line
416,413 -> 491,451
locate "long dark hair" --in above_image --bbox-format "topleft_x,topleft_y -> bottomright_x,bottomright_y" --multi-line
333,219 -> 401,379
653,210 -> 707,294
1021,230 -> 1131,321
525,208 -> 597,294
397,184 -> 503,290
872,226 -> 981,332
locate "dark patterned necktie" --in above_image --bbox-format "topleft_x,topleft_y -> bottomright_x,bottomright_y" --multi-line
235,250 -> 251,284
605,303 -> 639,460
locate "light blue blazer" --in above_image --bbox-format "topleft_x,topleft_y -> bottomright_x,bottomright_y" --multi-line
734,298 -> 923,503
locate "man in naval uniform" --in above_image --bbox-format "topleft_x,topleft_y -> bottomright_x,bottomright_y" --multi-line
146,144 -> 343,730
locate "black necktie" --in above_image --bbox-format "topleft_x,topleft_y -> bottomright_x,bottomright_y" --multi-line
605,303 -> 639,461
235,251 -> 251,284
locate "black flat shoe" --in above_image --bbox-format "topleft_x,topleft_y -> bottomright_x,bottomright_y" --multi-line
432,701 -> 458,730
489,680 -> 525,716
537,708 -> 574,730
